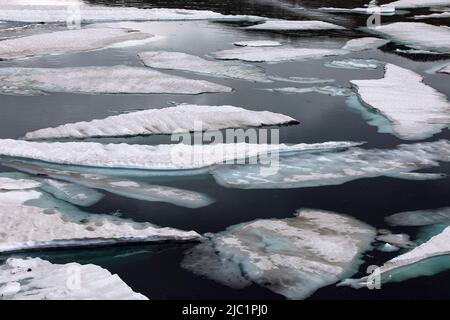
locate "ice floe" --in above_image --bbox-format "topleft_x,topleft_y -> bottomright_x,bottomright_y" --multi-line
351,63 -> 450,140
233,40 -> 282,47
0,27 -> 153,60
6,161 -> 214,209
414,12 -> 450,19
341,37 -> 389,51
211,140 -> 450,189
339,226 -> 450,287
268,86 -> 354,97
0,140 -> 359,171
268,76 -> 335,84
0,257 -> 147,300
25,104 -> 297,140
244,20 -> 345,31
319,6 -> 396,15
0,66 -> 231,95
325,59 -> 381,70
369,22 -> 450,53
376,233 -> 413,248
39,179 -> 104,207
138,51 -> 269,82
0,186 -> 201,253
437,64 -> 450,74
385,207 -> 450,226
0,5 -> 265,23
182,209 -> 376,300
211,47 -> 346,63
382,0 -> 450,9
0,173 -> 41,190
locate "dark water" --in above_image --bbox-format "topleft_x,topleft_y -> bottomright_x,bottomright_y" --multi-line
0,0 -> 449,299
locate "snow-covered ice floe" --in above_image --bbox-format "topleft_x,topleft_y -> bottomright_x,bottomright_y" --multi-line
319,6 -> 396,15
0,4 -> 265,23
0,140 -> 358,171
211,140 -> 450,189
268,86 -> 354,97
0,171 -> 103,207
368,22 -> 450,53
0,257 -> 147,300
138,51 -> 269,82
211,37 -> 387,64
339,226 -> 450,288
0,66 -> 231,95
182,209 -> 376,300
0,182 -> 201,253
414,12 -> 450,19
325,59 -> 381,70
341,37 -> 389,51
25,104 -> 297,140
244,20 -> 345,31
351,63 -> 450,140
5,161 -> 214,209
211,47 -> 346,63
0,27 -> 153,60
386,207 -> 450,226
233,40 -> 282,47
381,0 -> 450,9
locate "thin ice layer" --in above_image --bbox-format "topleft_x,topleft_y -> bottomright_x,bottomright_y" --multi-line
233,40 -> 282,47
351,63 -> 450,140
212,140 -> 450,189
0,140 -> 359,171
244,20 -> 345,31
182,209 -> 375,300
138,51 -> 269,82
0,257 -> 147,300
25,104 -> 297,140
0,187 -> 201,253
339,226 -> 450,288
39,179 -> 104,207
382,0 -> 450,8
341,37 -> 389,51
269,86 -> 354,97
325,59 -> 381,70
0,27 -> 153,60
369,22 -> 450,53
0,66 -> 231,95
385,207 -> 450,226
6,161 -> 214,209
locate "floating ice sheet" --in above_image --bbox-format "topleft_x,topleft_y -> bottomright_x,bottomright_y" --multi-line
138,51 -> 269,82
0,66 -> 231,95
319,6 -> 396,15
182,209 -> 375,300
0,172 -> 41,190
0,187 -> 201,253
325,59 -> 381,70
25,104 -> 297,140
369,22 -> 450,53
437,64 -> 450,74
211,140 -> 450,189
0,140 -> 359,171
39,179 -> 104,207
6,161 -> 214,209
233,40 -> 282,47
339,226 -> 450,287
268,76 -> 335,84
351,63 -> 450,140
385,207 -> 450,226
414,12 -> 450,19
0,5 -> 265,23
0,257 -> 147,300
211,47 -> 346,63
0,27 -> 153,60
341,37 -> 389,51
268,86 -> 354,97
244,20 -> 345,31
382,0 -> 450,8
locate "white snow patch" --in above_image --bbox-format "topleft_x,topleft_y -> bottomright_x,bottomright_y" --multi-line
244,20 -> 345,31
233,40 -> 282,47
0,257 -> 147,300
0,66 -> 231,95
25,104 -> 297,140
351,63 -> 450,140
